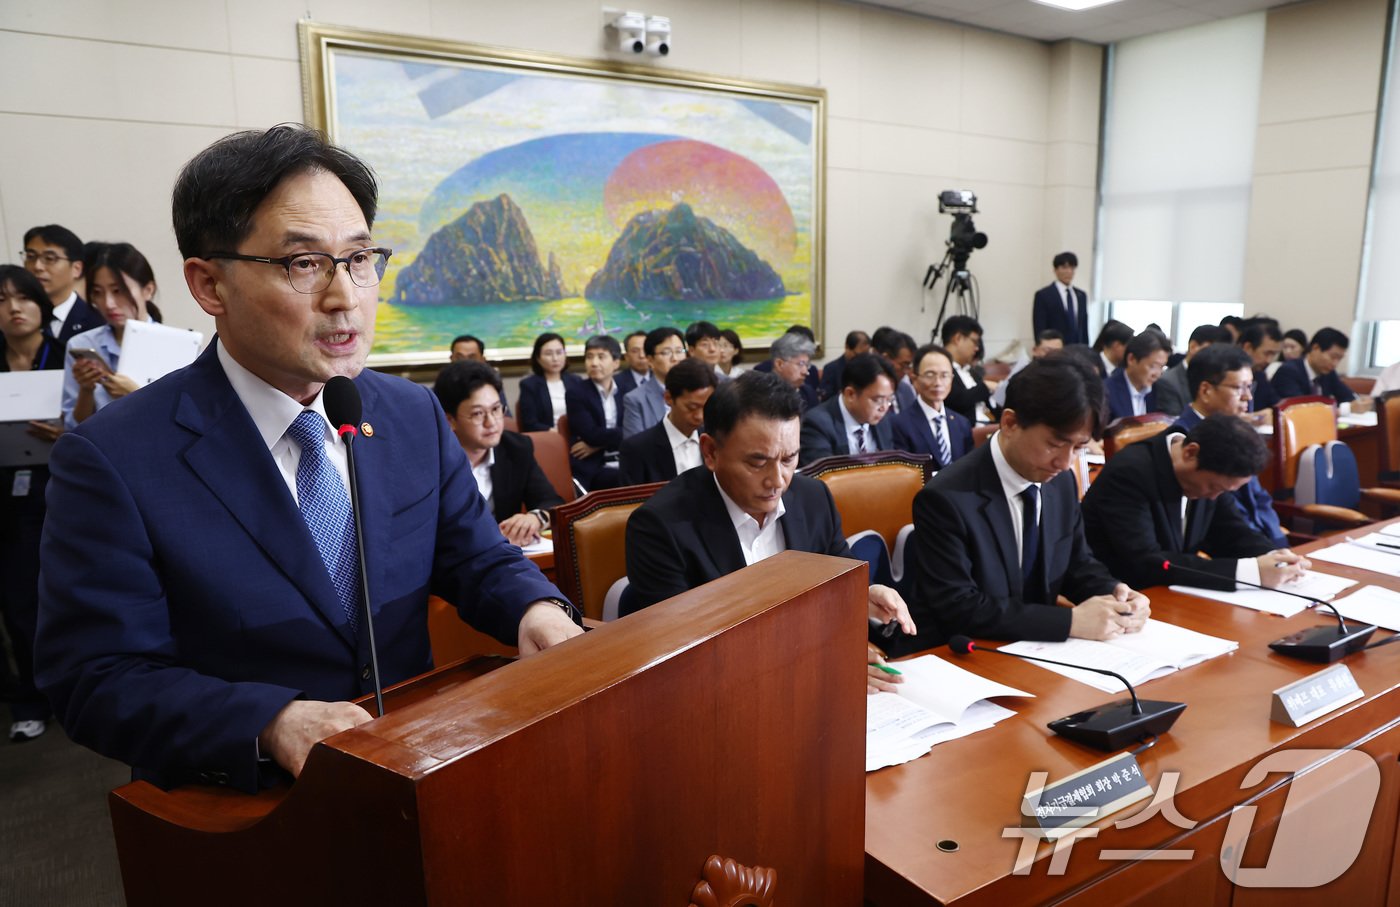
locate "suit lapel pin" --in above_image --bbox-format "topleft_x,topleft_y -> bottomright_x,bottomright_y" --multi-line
361,422 -> 374,437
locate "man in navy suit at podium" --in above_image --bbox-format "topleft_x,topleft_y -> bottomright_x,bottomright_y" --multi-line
35,125 -> 581,793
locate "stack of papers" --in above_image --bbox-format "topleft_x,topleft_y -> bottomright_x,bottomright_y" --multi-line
1169,571 -> 1356,617
866,655 -> 1033,771
1330,585 -> 1400,631
1311,531 -> 1400,575
998,620 -> 1237,694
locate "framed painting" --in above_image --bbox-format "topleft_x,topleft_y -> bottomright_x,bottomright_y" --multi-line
299,22 -> 826,370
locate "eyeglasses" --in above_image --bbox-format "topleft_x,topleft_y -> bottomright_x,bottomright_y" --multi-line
653,347 -> 687,360
918,370 -> 953,381
869,395 -> 896,409
463,402 -> 505,425
21,250 -> 70,266
1213,381 -> 1253,397
205,248 -> 392,294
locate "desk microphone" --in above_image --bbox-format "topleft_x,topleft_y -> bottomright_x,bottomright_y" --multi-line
947,635 -> 1185,752
1161,560 -> 1376,664
325,375 -> 384,717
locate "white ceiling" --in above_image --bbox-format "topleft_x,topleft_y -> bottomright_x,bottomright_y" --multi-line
852,0 -> 1296,44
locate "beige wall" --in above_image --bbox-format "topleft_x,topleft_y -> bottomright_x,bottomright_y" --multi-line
1243,0 -> 1389,351
0,0 -> 1100,371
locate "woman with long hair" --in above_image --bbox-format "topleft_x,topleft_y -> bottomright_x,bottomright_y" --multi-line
0,265 -> 65,741
516,331 -> 583,432
60,242 -> 162,428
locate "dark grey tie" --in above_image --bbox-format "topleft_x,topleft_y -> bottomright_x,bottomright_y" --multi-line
854,425 -> 867,453
931,413 -> 951,467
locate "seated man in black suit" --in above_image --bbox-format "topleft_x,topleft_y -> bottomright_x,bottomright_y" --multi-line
565,334 -> 625,490
1090,319 -> 1134,378
871,326 -> 918,413
623,372 -> 916,692
1171,344 -> 1288,548
905,354 -> 1150,651
1082,414 -> 1309,593
1105,329 -> 1170,421
434,361 -> 563,546
890,343 -> 972,468
619,357 -> 717,485
766,330 -> 819,413
1237,321 -> 1282,411
1154,324 -> 1230,417
1031,251 -> 1088,345
1271,327 -> 1362,408
819,330 -> 869,401
798,352 -> 897,466
941,315 -> 997,423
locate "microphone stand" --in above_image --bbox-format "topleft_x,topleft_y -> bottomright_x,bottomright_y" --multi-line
340,424 -> 384,717
1162,560 -> 1376,663
950,637 -> 1186,751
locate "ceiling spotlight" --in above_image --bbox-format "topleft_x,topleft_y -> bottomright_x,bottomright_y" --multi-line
610,10 -> 646,53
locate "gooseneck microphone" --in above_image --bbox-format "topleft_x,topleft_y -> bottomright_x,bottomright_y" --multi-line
324,375 -> 384,717
948,635 -> 1185,751
1161,560 -> 1376,663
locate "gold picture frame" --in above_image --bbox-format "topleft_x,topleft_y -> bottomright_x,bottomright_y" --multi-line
298,21 -> 826,372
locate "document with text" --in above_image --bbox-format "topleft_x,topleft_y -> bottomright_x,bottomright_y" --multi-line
997,620 -> 1238,694
866,655 -> 1033,772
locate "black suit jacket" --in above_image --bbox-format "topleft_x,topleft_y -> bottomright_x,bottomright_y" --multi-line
819,356 -> 847,401
1250,368 -> 1280,410
565,378 -> 623,488
1032,283 -> 1089,346
517,372 -> 584,432
488,431 -> 564,524
889,401 -> 972,467
945,367 -> 992,424
1105,367 -> 1158,422
798,395 -> 896,466
624,467 -> 848,613
1081,433 -> 1273,591
618,418 -> 681,485
1270,357 -> 1355,404
55,296 -> 105,352
904,443 -> 1117,651
614,369 -> 640,400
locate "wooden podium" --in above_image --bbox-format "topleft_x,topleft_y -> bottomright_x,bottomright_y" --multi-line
108,551 -> 869,906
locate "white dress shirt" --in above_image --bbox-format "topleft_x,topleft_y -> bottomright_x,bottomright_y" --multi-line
953,361 -> 994,423
471,448 -> 496,511
217,341 -> 349,503
50,290 -> 78,337
546,378 -> 567,427
916,395 -> 951,461
595,379 -> 618,429
838,395 -> 874,453
662,415 -> 702,475
1372,361 -> 1400,396
988,430 -> 1039,568
1100,352 -> 1117,377
714,474 -> 787,566
1129,378 -> 1152,416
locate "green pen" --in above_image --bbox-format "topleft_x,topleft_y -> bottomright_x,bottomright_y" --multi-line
869,662 -> 903,676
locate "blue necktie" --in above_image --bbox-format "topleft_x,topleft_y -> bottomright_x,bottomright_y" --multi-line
1020,485 -> 1040,588
931,413 -> 951,467
287,411 -> 360,631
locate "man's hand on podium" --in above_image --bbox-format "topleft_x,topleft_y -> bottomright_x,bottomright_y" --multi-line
518,600 -> 585,656
259,700 -> 374,778
867,584 -> 916,637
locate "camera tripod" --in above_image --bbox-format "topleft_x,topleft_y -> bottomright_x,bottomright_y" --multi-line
923,246 -> 980,336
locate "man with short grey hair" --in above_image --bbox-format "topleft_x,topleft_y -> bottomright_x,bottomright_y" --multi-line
769,331 -> 817,412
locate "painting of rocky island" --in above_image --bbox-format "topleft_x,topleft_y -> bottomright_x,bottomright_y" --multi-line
325,45 -> 822,363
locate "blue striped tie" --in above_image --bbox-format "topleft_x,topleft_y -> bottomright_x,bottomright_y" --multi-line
931,413 -> 951,467
287,411 -> 360,631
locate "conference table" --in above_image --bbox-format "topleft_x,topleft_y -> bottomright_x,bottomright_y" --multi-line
865,521 -> 1400,906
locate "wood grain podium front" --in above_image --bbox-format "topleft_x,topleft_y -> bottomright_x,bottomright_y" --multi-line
865,526 -> 1400,906
108,551 -> 869,906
